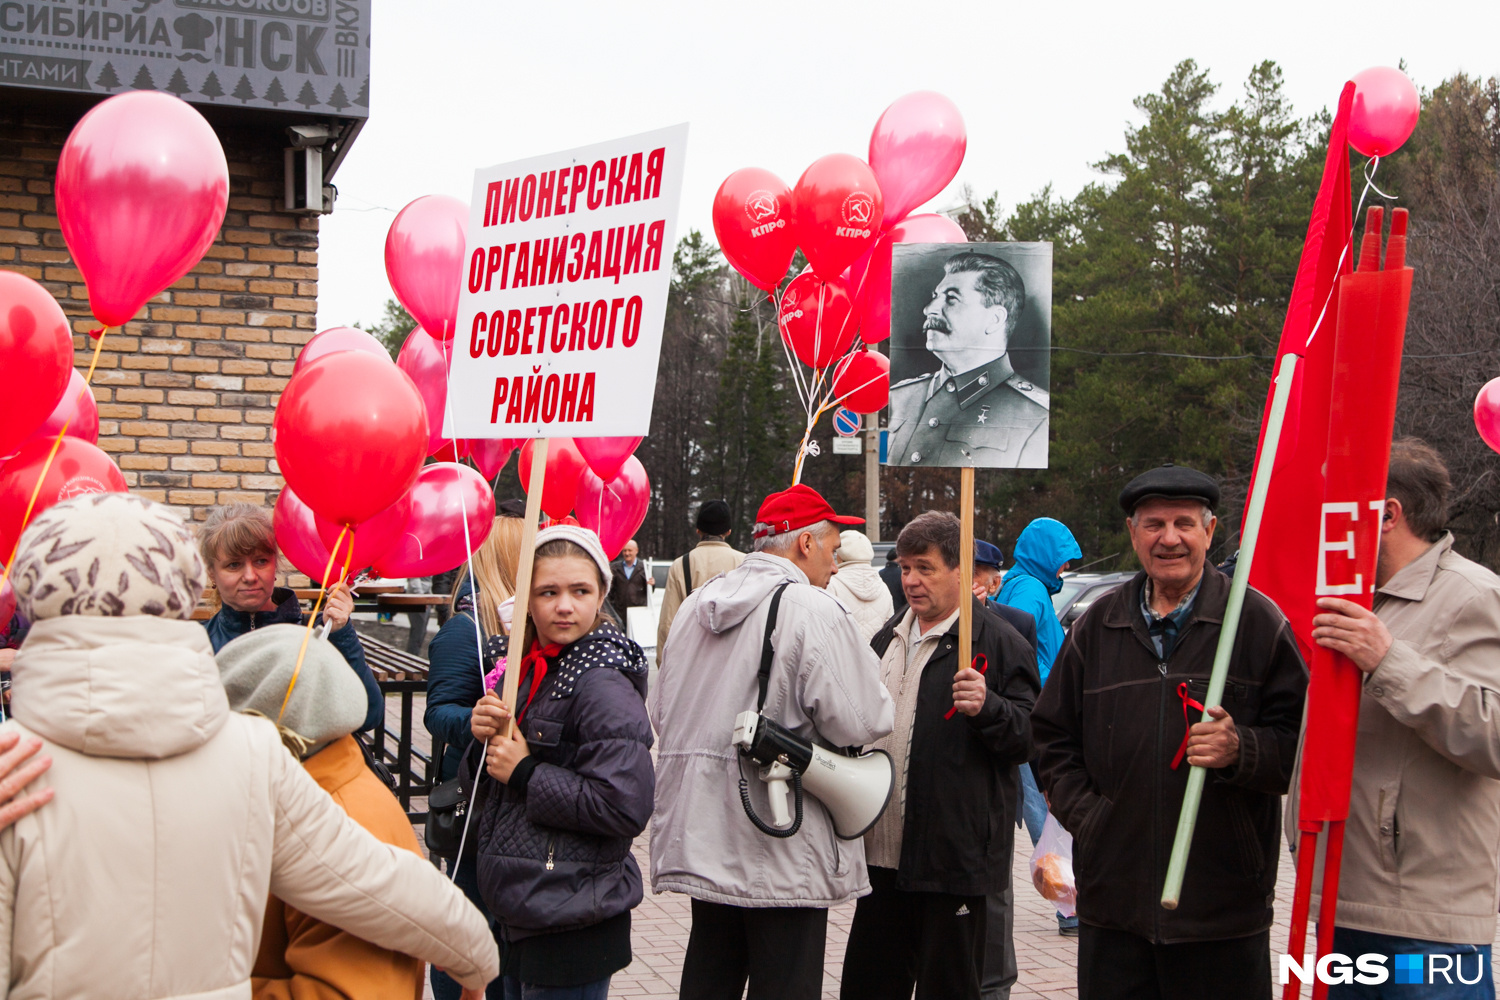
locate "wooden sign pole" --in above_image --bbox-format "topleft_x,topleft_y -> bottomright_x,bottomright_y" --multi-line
500,438 -> 549,740
958,465 -> 975,673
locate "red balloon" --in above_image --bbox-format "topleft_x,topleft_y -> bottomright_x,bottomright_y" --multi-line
55,92 -> 229,328
316,488 -> 413,577
712,168 -> 798,292
792,154 -> 884,281
0,271 -> 74,458
848,213 -> 969,345
831,349 -> 891,414
430,440 -> 471,463
518,438 -> 588,520
295,326 -> 393,374
273,489 -> 335,582
386,195 -> 468,341
373,463 -> 497,578
575,436 -> 643,482
1349,67 -> 1421,158
396,327 -> 456,457
1474,377 -> 1500,454
869,92 -> 967,228
273,351 -> 428,527
7,369 -> 101,460
778,271 -> 859,368
469,438 -> 518,479
0,437 -> 126,560
575,456 -> 651,560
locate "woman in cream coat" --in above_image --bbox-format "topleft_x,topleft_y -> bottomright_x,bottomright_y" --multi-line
0,493 -> 499,1000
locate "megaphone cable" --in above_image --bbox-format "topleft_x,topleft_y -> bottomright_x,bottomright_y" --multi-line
738,759 -> 804,838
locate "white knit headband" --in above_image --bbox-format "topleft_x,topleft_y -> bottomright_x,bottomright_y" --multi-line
533,524 -> 613,597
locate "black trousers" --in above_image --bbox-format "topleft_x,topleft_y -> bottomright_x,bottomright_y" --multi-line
840,866 -> 988,1000
981,886 -> 1017,999
679,898 -> 828,1000
1077,923 -> 1271,1000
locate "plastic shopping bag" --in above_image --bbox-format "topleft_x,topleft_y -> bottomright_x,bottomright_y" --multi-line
1029,812 -> 1077,917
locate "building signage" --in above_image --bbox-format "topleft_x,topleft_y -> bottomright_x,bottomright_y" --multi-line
0,0 -> 369,117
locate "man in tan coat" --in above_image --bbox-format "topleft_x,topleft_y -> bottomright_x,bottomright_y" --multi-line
1298,438 -> 1500,987
655,500 -> 745,664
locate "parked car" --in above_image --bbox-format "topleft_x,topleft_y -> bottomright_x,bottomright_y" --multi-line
1052,571 -> 1135,630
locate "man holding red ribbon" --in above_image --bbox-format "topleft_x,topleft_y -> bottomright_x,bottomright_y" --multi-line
840,510 -> 1040,1000
1032,465 -> 1307,1000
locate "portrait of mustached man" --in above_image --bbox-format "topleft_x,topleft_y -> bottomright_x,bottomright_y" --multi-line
887,248 -> 1050,469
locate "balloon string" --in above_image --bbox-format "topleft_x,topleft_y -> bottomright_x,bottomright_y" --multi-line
278,523 -> 348,724
0,328 -> 109,586
1304,155 -> 1388,350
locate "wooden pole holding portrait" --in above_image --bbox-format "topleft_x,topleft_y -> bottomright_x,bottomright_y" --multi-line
958,466 -> 975,673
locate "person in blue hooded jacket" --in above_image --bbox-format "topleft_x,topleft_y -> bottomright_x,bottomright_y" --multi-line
997,516 -> 1080,938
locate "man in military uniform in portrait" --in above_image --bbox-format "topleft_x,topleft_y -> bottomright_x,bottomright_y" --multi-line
888,251 -> 1049,468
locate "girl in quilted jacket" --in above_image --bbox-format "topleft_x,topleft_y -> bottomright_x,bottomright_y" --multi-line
469,524 -> 655,1000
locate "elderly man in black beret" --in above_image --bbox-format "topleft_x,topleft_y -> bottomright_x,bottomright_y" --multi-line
1031,465 -> 1307,1000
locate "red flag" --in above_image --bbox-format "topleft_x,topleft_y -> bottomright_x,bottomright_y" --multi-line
1246,82 -> 1355,659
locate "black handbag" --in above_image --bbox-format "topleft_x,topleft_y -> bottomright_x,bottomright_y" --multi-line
424,624 -> 508,858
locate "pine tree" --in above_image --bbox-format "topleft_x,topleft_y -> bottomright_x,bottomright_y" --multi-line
94,62 -> 121,90
294,80 -> 319,109
130,64 -> 155,90
354,299 -> 417,360
164,68 -> 191,97
199,71 -> 224,100
231,74 -> 256,104
262,77 -> 287,106
326,82 -> 350,112
352,77 -> 368,107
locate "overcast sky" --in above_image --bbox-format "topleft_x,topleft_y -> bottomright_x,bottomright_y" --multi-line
316,0 -> 1500,332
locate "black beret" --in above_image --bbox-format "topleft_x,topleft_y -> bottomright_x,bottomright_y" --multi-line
497,498 -> 528,518
697,499 -> 732,535
1118,464 -> 1220,515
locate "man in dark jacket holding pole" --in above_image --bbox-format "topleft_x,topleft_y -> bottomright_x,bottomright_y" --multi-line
840,511 -> 1041,1000
1031,465 -> 1307,1000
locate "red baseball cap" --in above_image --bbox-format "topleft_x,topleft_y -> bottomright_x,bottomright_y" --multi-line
753,483 -> 864,540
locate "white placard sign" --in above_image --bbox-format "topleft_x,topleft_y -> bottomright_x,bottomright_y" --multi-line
446,124 -> 688,439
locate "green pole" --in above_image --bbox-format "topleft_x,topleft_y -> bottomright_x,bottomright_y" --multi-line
1161,352 -> 1301,910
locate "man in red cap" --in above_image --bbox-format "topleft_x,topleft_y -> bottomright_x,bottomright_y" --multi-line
649,483 -> 896,1000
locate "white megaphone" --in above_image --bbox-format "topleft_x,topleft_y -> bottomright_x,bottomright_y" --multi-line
732,710 -> 894,840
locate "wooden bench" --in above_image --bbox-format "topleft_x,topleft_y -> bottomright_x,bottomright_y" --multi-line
360,634 -> 437,824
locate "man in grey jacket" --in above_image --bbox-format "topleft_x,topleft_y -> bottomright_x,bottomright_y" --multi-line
650,483 -> 896,1000
1297,438 -> 1500,993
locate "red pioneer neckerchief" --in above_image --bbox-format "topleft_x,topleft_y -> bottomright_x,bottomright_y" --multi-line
516,640 -> 563,725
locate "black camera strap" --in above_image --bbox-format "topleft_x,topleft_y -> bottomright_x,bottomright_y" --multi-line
756,583 -> 791,714
681,548 -> 693,596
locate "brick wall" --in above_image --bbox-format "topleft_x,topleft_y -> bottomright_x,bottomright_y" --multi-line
0,102 -> 317,524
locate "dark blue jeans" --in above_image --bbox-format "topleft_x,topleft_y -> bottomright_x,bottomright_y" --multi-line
499,975 -> 610,999
432,854 -> 505,1000
1328,927 -> 1493,999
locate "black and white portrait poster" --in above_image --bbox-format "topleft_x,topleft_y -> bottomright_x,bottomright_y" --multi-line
885,242 -> 1053,469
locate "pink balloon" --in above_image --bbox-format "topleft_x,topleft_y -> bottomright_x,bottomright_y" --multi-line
575,456 -> 651,560
778,271 -> 859,368
6,369 -> 99,460
848,213 -> 969,345
791,154 -> 885,281
55,92 -> 229,328
386,195 -> 468,341
831,349 -> 891,414
273,489 -> 336,582
374,463 -> 497,578
296,326 -> 393,373
869,92 -> 967,228
396,327 -> 454,457
315,489 -> 413,577
1349,67 -> 1421,158
1475,377 -> 1500,454
575,436 -> 644,482
468,438 -> 519,479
